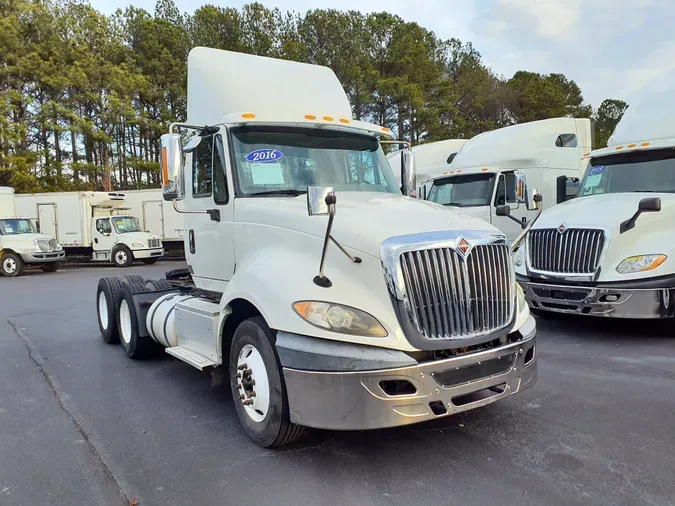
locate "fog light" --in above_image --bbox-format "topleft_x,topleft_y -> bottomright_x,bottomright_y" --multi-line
602,294 -> 620,302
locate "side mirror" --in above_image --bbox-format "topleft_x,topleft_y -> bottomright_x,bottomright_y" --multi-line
496,205 -> 511,216
400,149 -> 416,197
34,220 -> 40,232
160,133 -> 185,202
556,175 -> 568,204
639,197 -> 661,212
307,186 -> 336,216
515,172 -> 528,204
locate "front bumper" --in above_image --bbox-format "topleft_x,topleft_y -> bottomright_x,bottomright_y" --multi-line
520,279 -> 675,319
131,248 -> 164,259
279,316 -> 537,431
20,250 -> 66,263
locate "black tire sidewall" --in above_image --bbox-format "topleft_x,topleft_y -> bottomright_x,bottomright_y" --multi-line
229,318 -> 288,448
41,262 -> 60,272
118,289 -> 142,358
142,258 -> 158,265
96,278 -> 119,344
1,253 -> 23,277
113,246 -> 133,268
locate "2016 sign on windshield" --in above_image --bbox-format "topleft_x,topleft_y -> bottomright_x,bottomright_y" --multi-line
246,149 -> 283,163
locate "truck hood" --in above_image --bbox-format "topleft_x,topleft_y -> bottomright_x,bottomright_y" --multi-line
119,231 -> 159,242
7,233 -> 56,241
533,193 -> 675,232
235,192 -> 503,258
528,192 -> 675,281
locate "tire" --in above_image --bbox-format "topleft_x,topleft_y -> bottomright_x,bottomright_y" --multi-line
144,278 -> 174,291
117,282 -> 160,359
142,258 -> 159,265
1,252 -> 24,277
121,274 -> 145,285
41,262 -> 60,273
113,246 -> 133,268
96,277 -> 123,344
229,317 -> 304,448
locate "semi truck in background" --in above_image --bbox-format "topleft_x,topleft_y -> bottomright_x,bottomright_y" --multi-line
93,47 -> 538,448
15,191 -> 164,267
386,138 -> 469,196
0,186 -> 65,276
418,118 -> 593,240
514,92 -> 675,319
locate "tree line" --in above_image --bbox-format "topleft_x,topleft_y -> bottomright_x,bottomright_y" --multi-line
1,0 -> 628,193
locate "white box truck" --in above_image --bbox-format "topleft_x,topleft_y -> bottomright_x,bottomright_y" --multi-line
15,191 -> 164,267
93,47 -> 538,448
0,186 -> 65,276
418,118 -> 592,240
514,91 -> 675,318
387,138 -> 469,196
120,189 -> 185,254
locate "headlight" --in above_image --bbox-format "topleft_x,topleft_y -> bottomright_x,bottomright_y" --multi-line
293,301 -> 388,337
516,282 -> 526,310
18,248 -> 36,253
132,242 -> 145,249
616,254 -> 667,274
55,243 -> 63,251
513,246 -> 525,267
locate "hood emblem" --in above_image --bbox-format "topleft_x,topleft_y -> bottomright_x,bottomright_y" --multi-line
456,237 -> 471,258
558,223 -> 567,234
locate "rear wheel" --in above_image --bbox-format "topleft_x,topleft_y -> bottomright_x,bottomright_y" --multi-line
96,277 -> 124,344
117,282 -> 160,359
113,246 -> 133,268
229,317 -> 304,448
144,278 -> 174,291
142,258 -> 159,265
41,262 -> 60,273
1,253 -> 24,277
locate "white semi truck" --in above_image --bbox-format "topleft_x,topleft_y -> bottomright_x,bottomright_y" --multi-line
418,118 -> 592,240
15,191 -> 164,267
94,47 -> 538,447
513,92 -> 675,318
0,186 -> 65,276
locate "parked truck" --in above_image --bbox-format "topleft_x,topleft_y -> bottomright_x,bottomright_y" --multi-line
513,91 -> 675,318
387,138 -> 469,196
418,118 -> 592,240
15,191 -> 164,267
0,186 -> 65,276
121,189 -> 185,254
93,47 -> 538,447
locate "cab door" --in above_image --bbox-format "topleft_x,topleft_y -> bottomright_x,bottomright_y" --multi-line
183,131 -> 235,293
92,218 -> 115,253
492,172 -> 528,241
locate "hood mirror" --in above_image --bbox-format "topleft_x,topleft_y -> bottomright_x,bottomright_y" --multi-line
307,186 -> 361,287
620,197 -> 661,234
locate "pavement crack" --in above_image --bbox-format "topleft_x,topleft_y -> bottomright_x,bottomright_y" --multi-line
8,319 -> 131,504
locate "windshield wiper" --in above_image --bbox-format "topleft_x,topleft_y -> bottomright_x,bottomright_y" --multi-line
249,189 -> 307,197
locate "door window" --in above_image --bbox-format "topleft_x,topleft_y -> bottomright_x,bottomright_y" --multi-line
494,173 -> 517,206
96,218 -> 112,234
192,134 -> 229,204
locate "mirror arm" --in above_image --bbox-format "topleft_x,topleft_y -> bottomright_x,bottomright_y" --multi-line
503,213 -> 528,229
314,194 -> 337,288
620,210 -> 642,234
329,235 -> 362,264
512,203 -> 543,251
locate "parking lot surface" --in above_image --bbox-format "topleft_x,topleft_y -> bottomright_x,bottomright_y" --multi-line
1,264 -> 674,505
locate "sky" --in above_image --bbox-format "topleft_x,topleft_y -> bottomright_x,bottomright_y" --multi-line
88,0 -> 675,109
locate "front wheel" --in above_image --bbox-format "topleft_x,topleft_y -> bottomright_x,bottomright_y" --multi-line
142,258 -> 159,265
229,317 -> 304,448
113,246 -> 133,268
41,262 -> 60,273
1,253 -> 24,277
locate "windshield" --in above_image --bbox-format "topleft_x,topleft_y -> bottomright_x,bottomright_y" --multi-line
230,127 -> 399,196
579,148 -> 675,197
111,216 -> 141,234
0,218 -> 37,235
427,173 -> 496,207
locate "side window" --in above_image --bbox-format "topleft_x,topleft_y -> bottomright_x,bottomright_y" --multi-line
192,135 -> 214,198
96,218 -> 111,234
214,135 -> 229,205
555,133 -> 577,147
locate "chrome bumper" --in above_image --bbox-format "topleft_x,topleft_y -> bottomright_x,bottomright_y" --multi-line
282,318 -> 537,431
20,250 -> 65,263
520,280 -> 675,319
131,248 -> 164,259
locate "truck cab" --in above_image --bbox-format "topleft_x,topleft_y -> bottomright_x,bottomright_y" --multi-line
419,118 -> 591,240
0,187 -> 65,277
94,47 -> 538,448
516,92 -> 675,318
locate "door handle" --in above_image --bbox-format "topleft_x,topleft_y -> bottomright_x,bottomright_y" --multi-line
189,229 -> 195,254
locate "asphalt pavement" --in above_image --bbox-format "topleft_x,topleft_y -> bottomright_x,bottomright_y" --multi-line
0,263 -> 673,506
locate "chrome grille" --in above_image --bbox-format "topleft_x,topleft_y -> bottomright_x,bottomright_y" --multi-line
36,239 -> 50,252
528,229 -> 605,274
48,238 -> 57,251
149,238 -> 162,248
400,244 -> 514,340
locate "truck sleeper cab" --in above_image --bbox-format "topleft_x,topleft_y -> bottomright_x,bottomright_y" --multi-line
516,93 -> 675,318
93,47 -> 537,448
